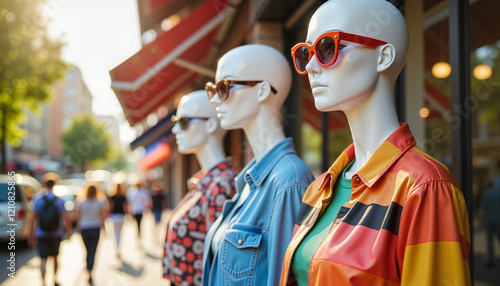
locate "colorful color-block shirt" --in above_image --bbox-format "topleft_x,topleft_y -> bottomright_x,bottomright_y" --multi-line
280,123 -> 471,286
163,161 -> 237,286
202,138 -> 315,286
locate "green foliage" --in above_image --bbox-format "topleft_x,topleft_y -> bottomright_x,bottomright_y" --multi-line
61,114 -> 111,171
95,146 -> 129,172
109,148 -> 129,171
0,0 -> 67,171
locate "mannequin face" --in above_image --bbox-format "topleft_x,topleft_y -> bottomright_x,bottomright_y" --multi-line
172,94 -> 211,154
305,1 -> 383,112
212,62 -> 260,130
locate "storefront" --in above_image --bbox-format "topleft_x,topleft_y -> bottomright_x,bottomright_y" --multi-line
111,0 -> 500,281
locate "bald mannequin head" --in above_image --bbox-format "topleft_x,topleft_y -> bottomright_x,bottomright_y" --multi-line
210,44 -> 291,160
210,44 -> 291,131
309,0 -> 408,80
302,0 -> 408,113
173,90 -> 225,155
216,44 -> 291,107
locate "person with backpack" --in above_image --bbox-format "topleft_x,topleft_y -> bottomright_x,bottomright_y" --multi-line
75,182 -> 107,284
29,172 -> 72,286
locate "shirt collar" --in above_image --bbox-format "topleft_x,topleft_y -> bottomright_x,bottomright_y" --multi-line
239,138 -> 296,188
324,123 -> 416,189
189,160 -> 232,191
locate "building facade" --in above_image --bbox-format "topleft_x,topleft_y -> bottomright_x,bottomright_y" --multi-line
47,66 -> 93,161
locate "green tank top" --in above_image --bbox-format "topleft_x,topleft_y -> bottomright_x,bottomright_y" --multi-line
291,161 -> 353,285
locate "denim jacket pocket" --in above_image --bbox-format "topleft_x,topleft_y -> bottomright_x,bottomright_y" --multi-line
220,225 -> 263,279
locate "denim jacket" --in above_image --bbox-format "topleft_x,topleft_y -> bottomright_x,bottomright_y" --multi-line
202,138 -> 314,286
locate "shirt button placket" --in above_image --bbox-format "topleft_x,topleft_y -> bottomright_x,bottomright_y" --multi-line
353,176 -> 361,184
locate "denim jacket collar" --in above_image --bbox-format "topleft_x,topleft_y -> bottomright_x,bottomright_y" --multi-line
236,138 -> 296,190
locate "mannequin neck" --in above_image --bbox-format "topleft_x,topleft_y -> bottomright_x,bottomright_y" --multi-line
195,137 -> 227,171
344,79 -> 400,178
243,107 -> 286,162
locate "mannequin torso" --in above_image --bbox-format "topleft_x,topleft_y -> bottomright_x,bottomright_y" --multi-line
163,90 -> 236,285
202,44 -> 314,286
280,0 -> 471,285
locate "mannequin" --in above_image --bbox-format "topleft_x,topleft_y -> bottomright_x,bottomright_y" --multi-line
202,44 -> 314,286
163,90 -> 237,286
280,0 -> 471,285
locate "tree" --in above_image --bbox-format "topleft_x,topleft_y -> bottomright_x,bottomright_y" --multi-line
61,114 -> 111,171
0,0 -> 67,172
94,146 -> 129,172
109,148 -> 129,171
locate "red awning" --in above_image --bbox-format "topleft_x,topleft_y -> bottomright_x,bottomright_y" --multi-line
110,0 -> 233,126
146,0 -> 175,12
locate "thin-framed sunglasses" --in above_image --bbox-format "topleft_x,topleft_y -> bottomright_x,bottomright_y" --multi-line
205,80 -> 278,102
291,31 -> 387,75
171,115 -> 210,130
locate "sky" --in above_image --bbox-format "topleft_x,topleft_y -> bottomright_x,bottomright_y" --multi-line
46,0 -> 142,145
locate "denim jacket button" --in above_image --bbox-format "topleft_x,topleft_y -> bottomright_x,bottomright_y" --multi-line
238,239 -> 243,245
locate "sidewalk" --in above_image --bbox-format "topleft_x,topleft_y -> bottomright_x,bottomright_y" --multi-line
2,212 -> 170,286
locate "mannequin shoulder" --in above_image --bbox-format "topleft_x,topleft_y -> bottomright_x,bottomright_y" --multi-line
394,146 -> 459,189
267,156 -> 315,187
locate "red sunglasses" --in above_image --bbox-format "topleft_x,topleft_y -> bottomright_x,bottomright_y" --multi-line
291,31 -> 387,75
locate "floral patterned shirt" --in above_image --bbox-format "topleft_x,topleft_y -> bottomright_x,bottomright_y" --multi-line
163,161 -> 237,286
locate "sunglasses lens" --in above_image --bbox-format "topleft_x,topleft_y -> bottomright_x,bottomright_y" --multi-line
294,46 -> 310,73
180,118 -> 189,130
316,36 -> 336,66
217,81 -> 228,101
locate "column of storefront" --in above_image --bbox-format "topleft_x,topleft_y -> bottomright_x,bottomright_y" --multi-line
405,0 -> 425,146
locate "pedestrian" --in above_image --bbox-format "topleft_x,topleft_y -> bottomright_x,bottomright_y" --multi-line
151,180 -> 167,227
480,177 -> 500,267
126,179 -> 152,241
107,182 -> 128,257
29,172 -> 72,286
75,182 -> 107,284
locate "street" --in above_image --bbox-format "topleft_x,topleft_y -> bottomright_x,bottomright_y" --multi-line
1,211 -> 170,286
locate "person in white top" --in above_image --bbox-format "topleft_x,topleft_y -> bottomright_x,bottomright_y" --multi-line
75,182 -> 106,284
126,179 -> 152,240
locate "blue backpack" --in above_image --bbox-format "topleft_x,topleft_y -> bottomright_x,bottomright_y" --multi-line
39,196 -> 60,231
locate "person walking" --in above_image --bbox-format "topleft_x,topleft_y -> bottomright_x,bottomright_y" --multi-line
29,172 -> 72,286
480,177 -> 500,267
150,180 -> 167,235
107,182 -> 128,257
126,179 -> 152,241
75,182 -> 107,284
